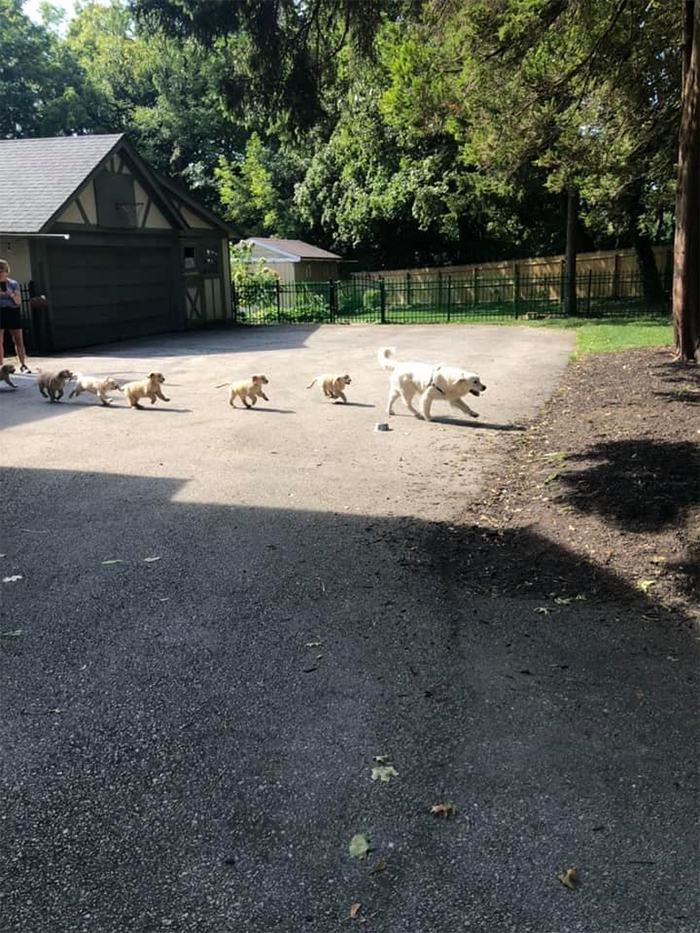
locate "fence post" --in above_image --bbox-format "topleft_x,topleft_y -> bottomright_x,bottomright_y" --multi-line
328,280 -> 336,323
446,275 -> 452,322
513,264 -> 520,319
437,271 -> 443,312
473,267 -> 479,306
559,259 -> 566,312
231,280 -> 238,323
586,268 -> 592,314
275,278 -> 282,323
379,277 -> 386,324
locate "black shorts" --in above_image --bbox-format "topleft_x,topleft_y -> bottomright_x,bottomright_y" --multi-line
0,306 -> 23,330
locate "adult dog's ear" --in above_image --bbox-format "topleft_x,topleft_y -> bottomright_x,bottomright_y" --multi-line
251,375 -> 261,384
149,372 -> 158,380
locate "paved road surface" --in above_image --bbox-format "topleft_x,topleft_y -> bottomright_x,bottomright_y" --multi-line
1,326 -> 697,932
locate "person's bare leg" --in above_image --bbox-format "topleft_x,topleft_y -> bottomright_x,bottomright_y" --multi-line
10,329 -> 27,368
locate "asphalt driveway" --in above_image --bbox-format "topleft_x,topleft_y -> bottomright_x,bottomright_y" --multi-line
1,325 -> 697,932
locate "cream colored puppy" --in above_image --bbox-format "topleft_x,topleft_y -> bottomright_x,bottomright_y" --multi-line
69,375 -> 123,406
306,373 -> 352,403
122,372 -> 170,409
0,363 -> 17,388
216,374 -> 270,409
36,369 -> 75,402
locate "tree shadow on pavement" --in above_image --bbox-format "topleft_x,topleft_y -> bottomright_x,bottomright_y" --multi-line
1,466 -> 697,933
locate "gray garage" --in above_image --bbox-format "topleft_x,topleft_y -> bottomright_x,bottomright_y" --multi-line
0,134 -> 234,352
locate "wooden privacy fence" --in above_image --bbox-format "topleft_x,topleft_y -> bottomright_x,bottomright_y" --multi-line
232,269 -> 670,325
351,246 -> 672,285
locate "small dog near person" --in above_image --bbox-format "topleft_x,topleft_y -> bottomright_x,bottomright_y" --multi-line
69,375 -> 123,406
36,369 -> 75,402
216,375 -> 270,409
377,346 -> 486,422
306,373 -> 352,403
122,372 -> 170,409
0,363 -> 17,388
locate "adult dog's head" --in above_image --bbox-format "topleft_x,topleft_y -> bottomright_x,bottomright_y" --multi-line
457,373 -> 486,397
252,374 -> 269,385
148,372 -> 166,385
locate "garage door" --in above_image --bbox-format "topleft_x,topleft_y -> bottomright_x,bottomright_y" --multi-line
46,238 -> 179,350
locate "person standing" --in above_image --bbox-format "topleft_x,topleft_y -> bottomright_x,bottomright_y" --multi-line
0,258 -> 30,373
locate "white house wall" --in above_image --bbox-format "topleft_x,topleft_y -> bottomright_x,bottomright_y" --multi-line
1,237 -> 31,284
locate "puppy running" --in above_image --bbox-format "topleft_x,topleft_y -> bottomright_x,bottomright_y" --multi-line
0,363 -> 17,388
216,375 -> 270,409
306,373 -> 352,403
69,375 -> 123,406
378,346 -> 486,422
122,372 -> 170,409
36,368 -> 75,402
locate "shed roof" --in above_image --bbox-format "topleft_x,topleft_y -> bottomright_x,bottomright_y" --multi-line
246,238 -> 341,261
0,134 -> 123,234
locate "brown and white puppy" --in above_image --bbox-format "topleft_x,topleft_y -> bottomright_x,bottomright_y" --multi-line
69,375 -> 123,406
378,347 -> 486,422
0,363 -> 17,388
217,374 -> 269,409
306,373 -> 352,403
36,369 -> 75,402
122,372 -> 170,409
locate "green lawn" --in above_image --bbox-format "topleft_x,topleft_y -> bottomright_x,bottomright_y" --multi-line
518,316 -> 673,357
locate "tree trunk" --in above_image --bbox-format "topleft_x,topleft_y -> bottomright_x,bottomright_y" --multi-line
673,0 -> 700,361
632,230 -> 664,303
564,187 -> 577,316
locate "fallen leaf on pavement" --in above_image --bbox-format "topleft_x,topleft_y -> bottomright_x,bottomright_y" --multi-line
534,607 -> 550,615
650,555 -> 666,564
371,859 -> 387,874
1,629 -> 23,637
143,556 -> 161,563
348,903 -> 361,920
349,834 -> 371,860
101,560 -> 124,566
554,596 -> 572,605
373,755 -> 389,764
305,641 -> 322,648
430,803 -> 455,819
636,579 -> 655,593
558,867 -> 580,890
371,766 -> 398,783
2,575 -> 23,583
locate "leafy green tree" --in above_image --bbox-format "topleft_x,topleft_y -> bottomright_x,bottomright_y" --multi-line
0,0 -> 104,137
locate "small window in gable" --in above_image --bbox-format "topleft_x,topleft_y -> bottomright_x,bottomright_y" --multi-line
184,246 -> 196,270
94,170 -> 138,228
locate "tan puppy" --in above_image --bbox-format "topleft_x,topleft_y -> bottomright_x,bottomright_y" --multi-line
0,363 -> 17,388
122,372 -> 170,409
217,374 -> 270,409
306,373 -> 352,403
69,375 -> 123,406
36,369 -> 74,402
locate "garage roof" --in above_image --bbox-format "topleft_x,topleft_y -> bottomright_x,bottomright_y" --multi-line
0,134 -> 231,236
0,135 -> 123,234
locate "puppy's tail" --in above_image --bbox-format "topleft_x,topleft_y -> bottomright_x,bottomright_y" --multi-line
306,378 -> 317,389
377,347 -> 397,371
214,382 -> 229,389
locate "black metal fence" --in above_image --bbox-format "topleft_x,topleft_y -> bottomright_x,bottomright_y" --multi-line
232,270 -> 670,325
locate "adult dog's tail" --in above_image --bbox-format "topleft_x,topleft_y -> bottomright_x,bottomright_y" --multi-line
377,347 -> 397,371
306,378 -> 317,389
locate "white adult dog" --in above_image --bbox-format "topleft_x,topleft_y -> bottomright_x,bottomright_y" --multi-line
378,346 -> 486,422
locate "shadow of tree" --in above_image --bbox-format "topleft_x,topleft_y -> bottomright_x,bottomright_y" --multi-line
554,439 -> 699,532
0,466 -> 697,932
